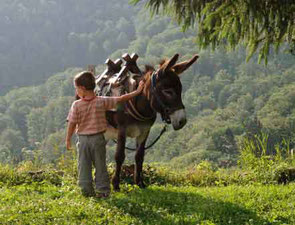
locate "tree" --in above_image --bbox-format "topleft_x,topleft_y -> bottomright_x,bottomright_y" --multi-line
41,130 -> 67,164
0,129 -> 25,163
27,108 -> 46,146
131,0 -> 295,64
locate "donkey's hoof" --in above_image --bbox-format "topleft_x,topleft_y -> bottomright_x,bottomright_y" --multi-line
112,184 -> 120,192
113,186 -> 120,192
137,181 -> 146,189
112,178 -> 120,191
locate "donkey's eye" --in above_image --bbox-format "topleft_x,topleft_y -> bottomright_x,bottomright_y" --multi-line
162,89 -> 175,98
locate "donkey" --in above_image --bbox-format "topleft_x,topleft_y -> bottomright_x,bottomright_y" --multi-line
103,53 -> 199,190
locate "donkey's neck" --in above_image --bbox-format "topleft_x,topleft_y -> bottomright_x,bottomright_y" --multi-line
133,93 -> 156,119
130,69 -> 157,120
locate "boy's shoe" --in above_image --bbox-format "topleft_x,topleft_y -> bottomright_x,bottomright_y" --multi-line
81,190 -> 95,197
95,192 -> 110,198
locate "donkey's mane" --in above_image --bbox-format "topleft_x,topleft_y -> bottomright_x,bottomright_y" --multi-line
141,58 -> 166,97
141,58 -> 170,97
159,58 -> 168,67
143,64 -> 155,75
142,58 -> 169,79
141,65 -> 153,97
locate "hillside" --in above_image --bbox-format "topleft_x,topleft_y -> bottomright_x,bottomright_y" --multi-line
0,0 -> 138,94
1,50 -> 294,167
0,0 -> 294,168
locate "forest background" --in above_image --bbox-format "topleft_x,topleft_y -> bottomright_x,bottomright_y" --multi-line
0,0 -> 294,168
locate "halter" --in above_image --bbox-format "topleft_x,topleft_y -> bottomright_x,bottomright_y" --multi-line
125,70 -> 183,124
149,71 -> 184,124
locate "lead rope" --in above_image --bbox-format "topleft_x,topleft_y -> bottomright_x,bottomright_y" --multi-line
112,124 -> 167,151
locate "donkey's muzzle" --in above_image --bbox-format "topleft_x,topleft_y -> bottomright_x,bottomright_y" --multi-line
173,117 -> 187,130
170,109 -> 187,130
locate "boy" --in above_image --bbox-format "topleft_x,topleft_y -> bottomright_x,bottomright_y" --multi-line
66,71 -> 144,197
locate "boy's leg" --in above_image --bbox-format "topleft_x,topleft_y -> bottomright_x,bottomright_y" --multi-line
77,135 -> 94,196
90,134 -> 110,195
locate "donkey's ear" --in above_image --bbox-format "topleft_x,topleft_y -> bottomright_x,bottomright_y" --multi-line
172,54 -> 199,75
164,54 -> 179,72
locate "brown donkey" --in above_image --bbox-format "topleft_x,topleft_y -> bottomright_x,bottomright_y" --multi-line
102,54 -> 199,190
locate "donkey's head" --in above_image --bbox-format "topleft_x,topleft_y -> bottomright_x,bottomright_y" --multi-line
147,54 -> 198,130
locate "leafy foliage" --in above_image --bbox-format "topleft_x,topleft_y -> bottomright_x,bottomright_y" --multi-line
131,0 -> 295,63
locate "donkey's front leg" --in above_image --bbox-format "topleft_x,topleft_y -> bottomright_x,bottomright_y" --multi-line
112,127 -> 126,191
135,137 -> 148,188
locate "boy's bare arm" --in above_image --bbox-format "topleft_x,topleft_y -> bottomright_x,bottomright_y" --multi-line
117,81 -> 144,103
66,122 -> 76,150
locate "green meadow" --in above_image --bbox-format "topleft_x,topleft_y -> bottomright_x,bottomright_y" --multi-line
0,162 -> 294,225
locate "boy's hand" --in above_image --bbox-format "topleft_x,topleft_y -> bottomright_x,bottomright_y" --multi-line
66,139 -> 72,150
66,122 -> 76,150
137,80 -> 145,93
117,80 -> 145,103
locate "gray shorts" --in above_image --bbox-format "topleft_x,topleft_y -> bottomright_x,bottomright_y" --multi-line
76,133 -> 110,194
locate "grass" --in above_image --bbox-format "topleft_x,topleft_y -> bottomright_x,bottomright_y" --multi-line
1,134 -> 295,225
2,133 -> 295,224
0,174 -> 295,225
